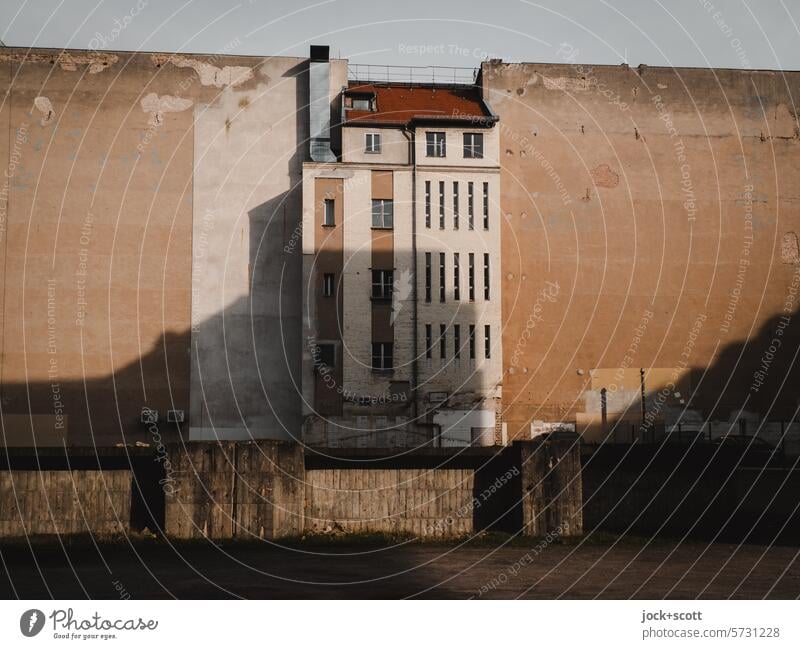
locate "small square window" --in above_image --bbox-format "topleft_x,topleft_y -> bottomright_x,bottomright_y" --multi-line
322,273 -> 334,297
365,133 -> 381,153
323,198 -> 335,226
314,343 -> 336,369
372,342 -> 393,371
371,269 -> 393,299
426,131 -> 446,157
463,132 -> 484,159
372,199 -> 394,228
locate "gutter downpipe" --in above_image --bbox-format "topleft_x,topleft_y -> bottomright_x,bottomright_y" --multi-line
402,125 -> 419,425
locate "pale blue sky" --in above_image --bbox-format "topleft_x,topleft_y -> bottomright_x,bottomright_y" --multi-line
1,0 -> 799,70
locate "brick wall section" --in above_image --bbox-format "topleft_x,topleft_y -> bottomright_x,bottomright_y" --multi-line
165,441 -> 305,540
0,470 -> 130,537
304,468 -> 475,537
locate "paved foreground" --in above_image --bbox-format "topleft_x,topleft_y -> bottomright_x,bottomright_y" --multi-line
1,537 -> 799,599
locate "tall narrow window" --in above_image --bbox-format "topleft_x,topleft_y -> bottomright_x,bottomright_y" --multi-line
322,273 -> 334,297
482,182 -> 489,230
425,253 -> 432,303
453,182 -> 459,229
454,324 -> 461,359
372,342 -> 393,371
371,269 -> 393,299
439,181 -> 445,229
439,324 -> 447,360
453,253 -> 460,301
463,132 -> 484,158
425,324 -> 432,359
372,199 -> 393,229
468,182 -> 474,230
439,252 -> 446,302
323,198 -> 335,226
424,180 -> 431,228
469,325 -> 475,360
365,132 -> 381,153
484,325 -> 491,359
468,253 -> 475,301
483,253 -> 490,300
426,131 -> 446,157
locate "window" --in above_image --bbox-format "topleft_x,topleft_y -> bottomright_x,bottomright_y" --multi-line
453,253 -> 460,301
468,182 -> 474,230
365,132 -> 381,153
469,325 -> 476,360
372,269 -> 393,299
439,253 -> 446,303
453,182 -> 459,229
352,97 -> 372,111
439,181 -> 445,229
426,131 -> 446,157
372,342 -> 394,371
425,324 -> 432,359
468,253 -> 475,301
425,181 -> 431,228
484,325 -> 491,359
314,343 -> 336,369
463,132 -> 484,158
322,273 -> 334,297
425,253 -> 432,303
454,324 -> 461,359
323,198 -> 335,226
483,182 -> 489,230
483,253 -> 490,300
372,199 -> 393,228
439,324 -> 447,360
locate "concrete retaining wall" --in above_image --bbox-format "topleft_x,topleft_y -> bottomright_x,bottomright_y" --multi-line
164,440 -> 583,540
0,470 -> 130,537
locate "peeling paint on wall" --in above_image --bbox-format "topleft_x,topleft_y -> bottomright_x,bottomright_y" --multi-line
0,51 -> 118,73
33,96 -> 55,126
542,75 -> 586,91
140,92 -> 193,125
782,232 -> 799,264
151,54 -> 253,88
590,163 -> 620,188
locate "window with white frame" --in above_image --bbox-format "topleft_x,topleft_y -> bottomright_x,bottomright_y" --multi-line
371,269 -> 393,299
463,132 -> 484,158
372,342 -> 394,371
365,132 -> 381,153
426,131 -> 446,157
371,199 -> 393,228
323,198 -> 335,226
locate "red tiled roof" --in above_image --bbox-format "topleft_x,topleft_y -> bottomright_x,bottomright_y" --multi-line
344,82 -> 492,126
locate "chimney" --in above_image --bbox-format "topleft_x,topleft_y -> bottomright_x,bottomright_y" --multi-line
309,45 -> 336,162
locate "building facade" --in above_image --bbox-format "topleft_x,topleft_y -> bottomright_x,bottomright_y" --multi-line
302,48 -> 504,447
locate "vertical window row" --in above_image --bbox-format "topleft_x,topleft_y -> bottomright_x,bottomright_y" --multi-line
468,182 -> 474,230
453,181 -> 459,230
453,253 -> 460,301
426,323 -> 488,362
483,182 -> 489,230
439,181 -> 445,230
424,180 -> 431,229
483,253 -> 490,300
425,253 -> 432,303
468,253 -> 475,301
439,252 -> 446,302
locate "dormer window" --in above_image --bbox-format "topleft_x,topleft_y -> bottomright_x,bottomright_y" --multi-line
346,93 -> 376,111
365,132 -> 381,153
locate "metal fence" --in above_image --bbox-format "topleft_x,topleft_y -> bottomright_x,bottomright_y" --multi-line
347,64 -> 478,86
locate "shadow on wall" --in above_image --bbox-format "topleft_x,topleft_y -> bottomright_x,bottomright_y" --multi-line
1,194 -> 305,449
583,302 -> 800,447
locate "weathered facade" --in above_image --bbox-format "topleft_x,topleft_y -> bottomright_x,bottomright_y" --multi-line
0,46 -> 797,450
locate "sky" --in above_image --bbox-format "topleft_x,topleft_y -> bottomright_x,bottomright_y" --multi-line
1,0 -> 799,71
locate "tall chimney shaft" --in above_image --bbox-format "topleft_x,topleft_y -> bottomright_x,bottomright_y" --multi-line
309,45 -> 336,162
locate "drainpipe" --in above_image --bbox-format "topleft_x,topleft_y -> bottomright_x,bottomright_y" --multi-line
402,126 -> 419,423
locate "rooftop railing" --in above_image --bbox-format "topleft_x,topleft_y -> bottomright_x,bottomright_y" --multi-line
347,64 -> 478,86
